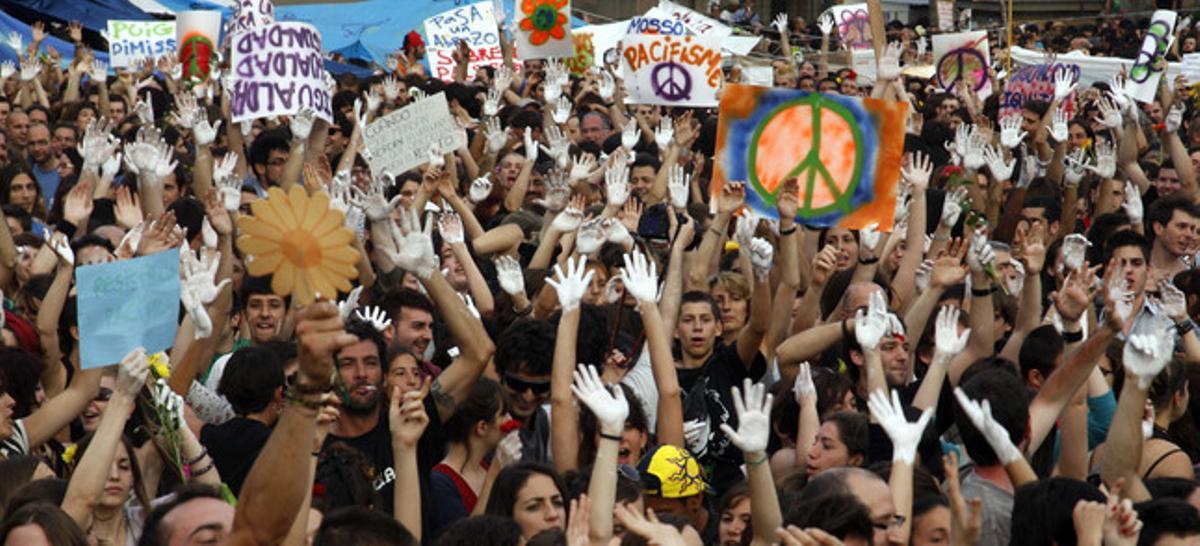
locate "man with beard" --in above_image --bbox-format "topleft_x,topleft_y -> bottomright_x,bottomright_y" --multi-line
324,264 -> 494,524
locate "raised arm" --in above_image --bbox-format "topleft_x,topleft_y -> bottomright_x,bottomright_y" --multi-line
438,212 -> 495,317
503,129 -> 538,213
997,223 -> 1046,363
868,390 -> 933,544
35,253 -> 71,396
623,250 -> 684,448
390,381 -> 431,540
1100,333 -> 1172,503
720,380 -> 782,546
688,182 -> 745,290
913,306 -> 970,411
574,365 -> 629,546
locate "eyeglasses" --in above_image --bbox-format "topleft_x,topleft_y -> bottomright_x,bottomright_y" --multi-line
872,515 -> 906,532
502,374 -> 550,395
94,387 -> 113,402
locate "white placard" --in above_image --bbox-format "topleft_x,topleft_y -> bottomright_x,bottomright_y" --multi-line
425,2 -> 504,82
932,30 -> 992,99
228,0 -> 274,35
107,20 -> 176,68
363,93 -> 468,178
620,32 -> 722,108
230,22 -> 332,123
1125,10 -> 1178,103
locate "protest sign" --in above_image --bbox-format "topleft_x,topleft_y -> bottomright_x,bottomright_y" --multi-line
620,32 -> 722,108
563,31 -> 594,75
936,0 -> 955,31
933,30 -> 992,99
627,8 -> 688,36
656,0 -> 733,41
107,20 -> 176,68
830,4 -> 872,51
1000,62 -> 1080,119
363,92 -> 468,178
228,0 -> 275,36
425,2 -> 505,82
515,0 -> 573,59
1010,46 -> 1184,89
851,49 -> 877,85
1125,10 -> 1178,103
576,21 -> 628,68
177,11 -> 222,83
231,22 -> 332,123
76,248 -> 180,369
1184,53 -> 1200,83
713,84 -> 906,230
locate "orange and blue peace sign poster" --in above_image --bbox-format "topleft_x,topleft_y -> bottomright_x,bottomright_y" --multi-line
713,84 -> 907,230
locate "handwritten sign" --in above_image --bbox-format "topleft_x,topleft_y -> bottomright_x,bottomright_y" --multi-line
1125,10 -> 1177,103
231,22 -> 333,123
177,11 -> 222,83
627,8 -> 688,36
563,31 -> 594,75
935,0 -> 955,31
228,0 -> 274,35
932,30 -> 991,99
76,248 -> 180,369
656,0 -> 732,40
1183,53 -> 1200,83
425,2 -> 505,82
621,32 -> 722,108
515,0 -> 574,59
1000,62 -> 1080,119
714,85 -> 906,230
107,20 -> 176,68
363,92 -> 467,178
830,4 -> 872,51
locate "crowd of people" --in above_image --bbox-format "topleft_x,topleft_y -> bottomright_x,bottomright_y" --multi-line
0,4 -> 1200,546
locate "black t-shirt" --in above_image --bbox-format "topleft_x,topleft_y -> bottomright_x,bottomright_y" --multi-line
323,397 -> 446,539
200,417 -> 272,496
676,341 -> 766,496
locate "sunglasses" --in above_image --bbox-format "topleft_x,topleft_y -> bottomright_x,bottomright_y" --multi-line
94,387 -> 113,402
502,375 -> 550,395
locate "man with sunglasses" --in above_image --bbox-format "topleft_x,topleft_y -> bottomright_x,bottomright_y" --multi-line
493,319 -> 556,461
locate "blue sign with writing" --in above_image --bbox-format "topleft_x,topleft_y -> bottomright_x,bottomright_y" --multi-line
76,248 -> 180,369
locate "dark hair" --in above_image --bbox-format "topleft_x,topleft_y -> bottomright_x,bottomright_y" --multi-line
484,462 -> 565,520
1010,478 -> 1105,546
249,128 -> 291,167
912,494 -> 949,520
1019,325 -> 1064,383
0,163 -> 42,209
1023,99 -> 1051,117
0,347 -> 43,418
716,481 -> 750,515
495,319 -> 556,377
1146,195 -> 1200,244
824,411 -> 869,464
338,318 -> 388,364
238,275 -> 289,309
1145,477 -> 1200,500
5,478 -> 67,517
443,378 -> 504,449
137,483 -> 226,546
0,455 -> 43,518
527,529 -> 566,546
2,204 -> 31,232
70,233 -> 116,256
631,152 -> 661,172
0,502 -> 88,546
435,515 -> 523,546
1134,498 -> 1200,546
784,492 -> 873,544
313,443 -> 383,513
578,383 -> 649,468
380,287 -> 435,322
955,368 -> 1030,466
1149,358 -> 1189,411
1022,196 -> 1062,224
167,197 -> 205,243
314,505 -> 418,546
218,346 -> 285,415
74,432 -> 152,511
680,290 -> 721,322
1105,229 -> 1151,264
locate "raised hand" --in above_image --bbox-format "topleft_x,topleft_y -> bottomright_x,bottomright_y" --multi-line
575,219 -> 606,255
1154,279 -> 1188,322
868,389 -> 933,463
966,229 -> 995,274
597,71 -> 615,101
999,115 -> 1028,149
46,232 -> 73,266
571,364 -> 628,435
720,378 -> 773,455
337,285 -> 364,320
877,41 -> 903,81
355,306 -> 393,332
543,127 -> 571,170
772,12 -> 788,34
215,154 -> 242,212
621,120 -> 641,150
569,154 -> 600,185
290,107 -> 317,142
391,209 -> 436,279
1087,140 -> 1118,180
1121,181 -> 1143,224
193,118 -> 222,147
902,151 -> 932,192
1049,106 -> 1069,143
382,76 -> 402,102
350,175 -> 402,221
0,60 -> 14,80
1124,333 -> 1173,389
1053,70 -> 1076,102
749,238 -> 773,281
550,196 -> 584,233
552,96 -> 572,125
654,116 -> 674,151
718,181 -> 746,214
18,56 -> 38,81
117,348 -> 151,397
5,31 -> 21,54
793,362 -> 816,404
546,255 -> 594,312
962,131 -> 986,171
495,255 -> 527,296
855,289 -> 890,351
437,212 -> 465,244
954,387 -> 1023,464
1166,103 -> 1186,133
606,163 -> 630,207
78,118 -> 119,171
388,382 -> 430,449
1062,148 -> 1088,189
668,164 -> 690,209
982,145 -> 1015,182
468,175 -> 493,204
180,246 -> 231,338
523,127 -> 538,163
934,305 -> 970,356
1097,95 -> 1124,129
817,13 -> 835,36
620,249 -> 659,303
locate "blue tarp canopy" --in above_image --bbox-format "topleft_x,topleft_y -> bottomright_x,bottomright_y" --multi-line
0,0 -> 155,33
0,7 -> 110,66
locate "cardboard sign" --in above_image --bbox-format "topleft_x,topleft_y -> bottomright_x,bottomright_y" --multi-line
932,30 -> 992,99
656,0 -> 732,40
830,4 -> 872,51
713,84 -> 906,230
620,32 -> 722,108
515,0 -> 573,59
231,22 -> 333,123
363,92 -> 467,178
107,20 -> 176,68
228,0 -> 275,35
1000,62 -> 1080,119
1125,10 -> 1177,103
177,11 -> 222,83
76,248 -> 180,369
425,2 -> 505,82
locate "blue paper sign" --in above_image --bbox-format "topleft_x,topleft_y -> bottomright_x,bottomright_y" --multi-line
76,248 -> 180,369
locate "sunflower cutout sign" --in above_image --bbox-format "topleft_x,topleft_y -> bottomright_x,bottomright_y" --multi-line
515,0 -> 574,59
237,186 -> 359,305
713,84 -> 907,230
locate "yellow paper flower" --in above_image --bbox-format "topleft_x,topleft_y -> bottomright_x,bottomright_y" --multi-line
148,352 -> 171,379
62,443 -> 77,464
236,186 -> 358,305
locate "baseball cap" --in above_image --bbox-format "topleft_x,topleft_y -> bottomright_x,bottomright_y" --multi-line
636,444 -> 710,499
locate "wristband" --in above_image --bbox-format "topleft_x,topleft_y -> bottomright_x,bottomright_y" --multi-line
1177,319 -> 1195,337
1062,329 -> 1084,343
970,285 -> 996,297
858,256 -> 879,265
780,224 -> 797,236
286,386 -> 327,410
514,303 -> 533,316
186,448 -> 209,466
746,452 -> 768,467
599,431 -> 623,442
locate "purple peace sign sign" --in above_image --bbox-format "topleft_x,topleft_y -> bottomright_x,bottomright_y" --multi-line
935,47 -> 989,92
651,62 -> 693,102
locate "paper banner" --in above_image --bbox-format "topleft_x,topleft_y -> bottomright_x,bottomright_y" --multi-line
424,2 -> 504,82
932,30 -> 991,99
627,9 -> 688,36
1009,46 -> 1185,89
77,248 -> 180,369
363,92 -> 468,179
228,0 -> 275,36
107,20 -> 176,68
231,22 -> 333,124
713,84 -> 907,230
830,4 -> 872,51
515,0 -> 573,59
563,31 -> 595,75
1125,10 -> 1177,103
656,0 -> 732,40
1000,62 -> 1080,119
176,11 -> 222,83
620,33 -> 722,108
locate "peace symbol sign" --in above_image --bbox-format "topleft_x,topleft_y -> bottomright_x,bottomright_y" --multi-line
651,62 -> 693,102
748,94 -> 864,217
935,47 -> 988,92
